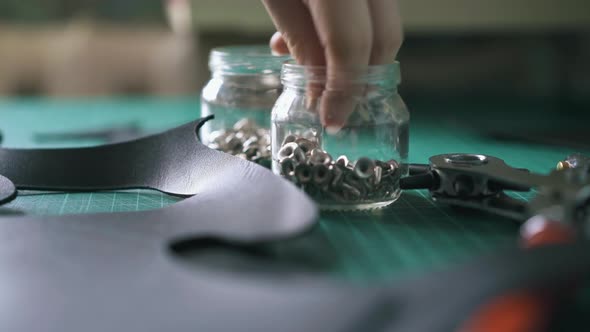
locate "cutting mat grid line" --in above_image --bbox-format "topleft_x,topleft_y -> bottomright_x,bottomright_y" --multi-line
5,190 -> 181,215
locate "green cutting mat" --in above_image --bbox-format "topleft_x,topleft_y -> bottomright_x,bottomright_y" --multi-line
0,98 -> 582,282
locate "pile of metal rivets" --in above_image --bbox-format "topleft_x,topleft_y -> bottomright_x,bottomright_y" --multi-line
206,119 -> 272,168
277,134 -> 400,204
557,153 -> 590,172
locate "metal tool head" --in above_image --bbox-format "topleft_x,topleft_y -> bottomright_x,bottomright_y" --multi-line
422,153 -> 590,225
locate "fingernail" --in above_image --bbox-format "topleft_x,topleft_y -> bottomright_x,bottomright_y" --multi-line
325,126 -> 341,135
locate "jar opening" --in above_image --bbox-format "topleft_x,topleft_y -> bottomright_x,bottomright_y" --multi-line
281,61 -> 401,89
209,45 -> 291,76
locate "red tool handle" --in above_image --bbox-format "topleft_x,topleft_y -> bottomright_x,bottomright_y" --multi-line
459,216 -> 576,332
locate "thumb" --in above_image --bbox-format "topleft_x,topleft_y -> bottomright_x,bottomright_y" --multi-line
270,31 -> 290,56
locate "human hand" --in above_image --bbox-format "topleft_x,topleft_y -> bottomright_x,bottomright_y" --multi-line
262,0 -> 403,132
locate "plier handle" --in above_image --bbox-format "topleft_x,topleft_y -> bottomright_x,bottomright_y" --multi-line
401,153 -> 590,332
401,153 -> 590,227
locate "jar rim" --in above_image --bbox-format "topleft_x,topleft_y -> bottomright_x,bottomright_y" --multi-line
281,60 -> 401,86
209,45 -> 291,75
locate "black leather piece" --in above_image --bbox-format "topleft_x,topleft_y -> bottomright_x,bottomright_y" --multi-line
0,117 -> 318,240
0,212 -> 589,332
0,117 -> 332,331
0,216 -> 386,332
0,174 -> 16,205
0,117 -> 222,196
1,118 -> 588,331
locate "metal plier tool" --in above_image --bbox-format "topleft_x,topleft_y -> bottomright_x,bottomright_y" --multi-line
400,153 -> 590,227
401,153 -> 590,332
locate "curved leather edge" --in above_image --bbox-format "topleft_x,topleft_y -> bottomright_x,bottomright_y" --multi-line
0,117 -> 212,196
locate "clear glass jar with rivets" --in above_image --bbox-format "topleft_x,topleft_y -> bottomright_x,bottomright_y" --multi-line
271,62 -> 409,210
200,45 -> 290,166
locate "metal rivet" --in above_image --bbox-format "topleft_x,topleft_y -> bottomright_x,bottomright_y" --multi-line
295,138 -> 318,155
354,157 -> 376,179
243,136 -> 258,148
225,135 -> 242,152
342,183 -> 361,200
374,166 -> 383,186
278,142 -> 299,161
280,158 -> 296,175
312,164 -> 332,186
387,159 -> 400,170
377,160 -> 394,178
243,146 -> 258,158
336,155 -> 350,168
282,134 -> 298,145
295,164 -> 313,184
309,149 -> 332,165
208,130 -> 225,144
233,118 -> 257,132
344,173 -> 367,198
330,165 -> 344,187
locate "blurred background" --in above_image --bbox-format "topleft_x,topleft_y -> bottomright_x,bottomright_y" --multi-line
0,0 -> 589,107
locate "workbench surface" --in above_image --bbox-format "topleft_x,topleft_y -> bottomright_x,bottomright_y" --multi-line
0,97 -> 582,282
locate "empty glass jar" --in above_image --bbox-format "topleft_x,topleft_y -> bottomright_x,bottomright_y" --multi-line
201,45 -> 290,166
271,62 -> 409,210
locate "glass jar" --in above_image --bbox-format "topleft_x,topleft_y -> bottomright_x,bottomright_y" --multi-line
271,62 -> 409,210
201,45 -> 290,166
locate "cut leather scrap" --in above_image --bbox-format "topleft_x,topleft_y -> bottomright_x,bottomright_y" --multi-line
0,116 -> 317,239
0,117 -> 225,196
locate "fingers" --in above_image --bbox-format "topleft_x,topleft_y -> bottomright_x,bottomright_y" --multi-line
305,0 -> 373,130
270,31 -> 290,55
367,0 -> 403,64
305,0 -> 372,68
262,0 -> 404,131
261,0 -> 324,66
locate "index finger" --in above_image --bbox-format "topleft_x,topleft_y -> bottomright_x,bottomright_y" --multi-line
305,0 -> 373,130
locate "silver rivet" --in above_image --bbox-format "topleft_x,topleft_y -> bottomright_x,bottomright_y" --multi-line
342,183 -> 361,200
234,131 -> 246,141
225,135 -> 242,152
374,166 -> 382,185
243,136 -> 258,148
309,148 -> 332,165
330,165 -> 344,187
280,158 -> 296,175
282,134 -> 297,145
336,155 -> 350,168
208,130 -> 225,144
387,159 -> 400,170
354,157 -> 376,179
377,160 -> 394,178
243,146 -> 258,158
278,142 -> 300,161
312,164 -> 332,186
295,164 -> 313,184
295,138 -> 318,155
233,118 -> 257,132
344,173 -> 367,198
